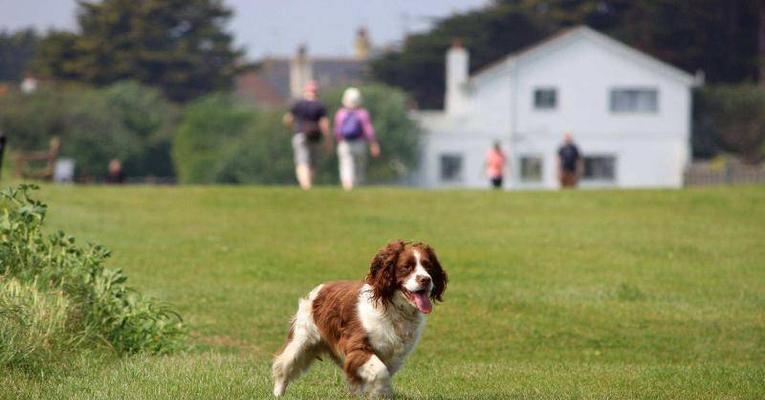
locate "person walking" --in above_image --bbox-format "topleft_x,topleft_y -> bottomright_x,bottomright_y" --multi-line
557,132 -> 583,188
333,87 -> 380,190
283,81 -> 332,190
484,141 -> 507,189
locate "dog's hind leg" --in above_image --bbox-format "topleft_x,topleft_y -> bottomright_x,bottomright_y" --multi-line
272,286 -> 324,397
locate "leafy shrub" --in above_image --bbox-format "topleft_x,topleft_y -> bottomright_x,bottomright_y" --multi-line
0,81 -> 177,179
0,184 -> 185,372
319,83 -> 421,183
171,95 -> 258,183
213,109 -> 295,184
0,279 -> 72,372
694,84 -> 765,163
172,83 -> 421,185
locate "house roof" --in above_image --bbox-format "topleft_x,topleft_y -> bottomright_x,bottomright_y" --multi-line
470,26 -> 698,87
240,56 -> 368,102
234,71 -> 287,108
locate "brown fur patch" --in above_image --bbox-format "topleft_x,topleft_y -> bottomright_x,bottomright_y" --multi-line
311,281 -> 374,383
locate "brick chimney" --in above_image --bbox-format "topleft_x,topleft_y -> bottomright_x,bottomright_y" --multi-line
354,27 -> 371,60
290,44 -> 313,99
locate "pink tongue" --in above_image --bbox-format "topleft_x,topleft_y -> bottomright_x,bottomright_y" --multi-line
412,292 -> 433,314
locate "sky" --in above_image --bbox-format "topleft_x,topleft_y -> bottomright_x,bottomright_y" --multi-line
0,0 -> 491,59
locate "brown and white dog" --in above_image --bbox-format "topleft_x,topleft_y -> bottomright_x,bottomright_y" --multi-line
272,240 -> 448,398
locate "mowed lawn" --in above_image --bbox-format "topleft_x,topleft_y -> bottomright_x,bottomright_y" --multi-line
2,185 -> 764,399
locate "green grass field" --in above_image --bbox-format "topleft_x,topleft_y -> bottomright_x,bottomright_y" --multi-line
2,185 -> 764,399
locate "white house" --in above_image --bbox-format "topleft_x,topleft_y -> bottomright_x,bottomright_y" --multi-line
411,26 -> 701,189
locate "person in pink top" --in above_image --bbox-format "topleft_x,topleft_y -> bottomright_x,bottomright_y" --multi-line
333,87 -> 380,190
485,141 -> 507,189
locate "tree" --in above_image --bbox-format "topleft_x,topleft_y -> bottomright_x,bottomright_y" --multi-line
372,0 -> 762,109
0,81 -> 177,179
694,85 -> 765,163
0,29 -> 39,82
33,0 -> 241,102
372,5 -> 549,109
171,95 -> 257,183
318,84 -> 421,184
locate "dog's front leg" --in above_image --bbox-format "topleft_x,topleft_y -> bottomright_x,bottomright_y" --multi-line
353,354 -> 393,399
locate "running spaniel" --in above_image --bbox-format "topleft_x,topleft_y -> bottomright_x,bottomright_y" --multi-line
272,240 -> 448,398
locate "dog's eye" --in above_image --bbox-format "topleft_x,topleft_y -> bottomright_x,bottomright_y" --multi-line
421,260 -> 431,268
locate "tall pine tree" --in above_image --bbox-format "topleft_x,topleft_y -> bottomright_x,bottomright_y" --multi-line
373,0 -> 761,109
0,29 -> 39,82
33,0 -> 241,102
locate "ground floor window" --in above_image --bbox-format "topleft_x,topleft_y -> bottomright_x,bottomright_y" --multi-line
520,155 -> 543,182
439,153 -> 463,182
583,155 -> 616,181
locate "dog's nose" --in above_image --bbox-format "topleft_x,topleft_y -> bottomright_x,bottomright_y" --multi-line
416,275 -> 431,286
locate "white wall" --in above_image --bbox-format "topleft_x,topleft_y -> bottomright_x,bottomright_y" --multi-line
514,38 -> 690,140
414,33 -> 693,189
411,111 -> 505,188
509,38 -> 691,188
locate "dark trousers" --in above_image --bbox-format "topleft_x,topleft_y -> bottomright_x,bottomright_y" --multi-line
560,171 -> 578,188
490,176 -> 503,189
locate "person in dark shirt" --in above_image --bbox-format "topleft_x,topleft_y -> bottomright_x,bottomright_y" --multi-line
106,159 -> 125,184
557,132 -> 583,188
283,81 -> 332,190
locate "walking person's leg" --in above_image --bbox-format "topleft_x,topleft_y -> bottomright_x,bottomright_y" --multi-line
338,141 -> 355,190
351,140 -> 367,188
293,134 -> 313,190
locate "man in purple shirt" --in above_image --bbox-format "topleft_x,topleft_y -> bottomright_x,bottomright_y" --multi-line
333,87 -> 380,190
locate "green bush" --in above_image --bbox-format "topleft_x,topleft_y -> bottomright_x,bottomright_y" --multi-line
0,279 -> 72,372
0,81 -> 177,179
0,184 -> 185,372
319,83 -> 421,183
172,83 -> 421,185
171,95 -> 258,183
694,84 -> 765,163
213,110 -> 295,184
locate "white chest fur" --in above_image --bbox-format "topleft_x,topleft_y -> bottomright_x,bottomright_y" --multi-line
357,284 -> 426,373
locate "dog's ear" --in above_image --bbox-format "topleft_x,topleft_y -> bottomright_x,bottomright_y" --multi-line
423,244 -> 448,302
366,240 -> 405,305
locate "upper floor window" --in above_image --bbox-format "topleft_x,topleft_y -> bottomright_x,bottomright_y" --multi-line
533,88 -> 557,110
610,88 -> 658,113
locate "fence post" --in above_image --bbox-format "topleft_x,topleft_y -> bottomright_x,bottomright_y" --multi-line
724,158 -> 733,185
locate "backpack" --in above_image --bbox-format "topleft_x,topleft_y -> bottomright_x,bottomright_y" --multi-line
339,110 -> 364,140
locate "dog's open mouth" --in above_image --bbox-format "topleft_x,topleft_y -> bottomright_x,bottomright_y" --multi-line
404,288 -> 433,314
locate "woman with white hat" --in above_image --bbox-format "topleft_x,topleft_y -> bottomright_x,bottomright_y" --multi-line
333,87 -> 380,190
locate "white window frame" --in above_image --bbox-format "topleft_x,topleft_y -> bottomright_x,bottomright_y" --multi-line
582,154 -> 617,183
609,87 -> 659,113
533,87 -> 558,110
519,154 -> 544,183
439,153 -> 464,183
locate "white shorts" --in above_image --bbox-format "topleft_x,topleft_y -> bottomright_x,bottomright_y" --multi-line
292,133 -> 321,168
337,140 -> 367,186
